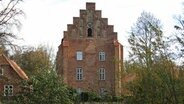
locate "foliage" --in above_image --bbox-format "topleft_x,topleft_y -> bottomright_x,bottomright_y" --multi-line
73,91 -> 123,103
0,0 -> 24,49
12,45 -> 54,76
67,87 -> 78,102
66,89 -> 124,103
125,8 -> 184,104
128,11 -> 164,69
124,58 -> 184,104
124,60 -> 142,74
15,70 -> 72,104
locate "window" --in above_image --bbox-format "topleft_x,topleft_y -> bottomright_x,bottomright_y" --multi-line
76,68 -> 83,80
76,51 -> 83,60
99,52 -> 105,61
87,28 -> 92,37
100,88 -> 106,96
0,67 -> 3,75
87,22 -> 93,37
4,85 -> 13,96
99,68 -> 105,80
76,88 -> 82,94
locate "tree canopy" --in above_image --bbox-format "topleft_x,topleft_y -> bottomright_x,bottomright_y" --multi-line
12,45 -> 54,76
14,70 -> 72,104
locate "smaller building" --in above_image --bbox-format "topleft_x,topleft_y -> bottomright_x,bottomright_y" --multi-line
0,54 -> 28,97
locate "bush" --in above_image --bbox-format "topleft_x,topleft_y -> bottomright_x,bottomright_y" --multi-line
112,96 -> 123,102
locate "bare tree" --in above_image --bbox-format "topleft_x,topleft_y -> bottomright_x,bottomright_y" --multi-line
174,15 -> 184,58
0,0 -> 24,50
128,11 -> 164,69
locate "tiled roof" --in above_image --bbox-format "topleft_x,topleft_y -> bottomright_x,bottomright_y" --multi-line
9,60 -> 29,80
0,54 -> 9,65
0,54 -> 28,80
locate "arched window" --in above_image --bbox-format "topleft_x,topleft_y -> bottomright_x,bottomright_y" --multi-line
87,28 -> 92,37
99,52 -> 105,61
76,51 -> 83,60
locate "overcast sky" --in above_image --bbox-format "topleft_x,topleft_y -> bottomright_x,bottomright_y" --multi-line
18,0 -> 183,59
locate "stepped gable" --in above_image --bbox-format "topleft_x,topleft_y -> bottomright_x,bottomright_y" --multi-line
63,2 -> 117,40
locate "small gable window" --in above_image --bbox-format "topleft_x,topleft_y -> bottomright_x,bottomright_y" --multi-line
87,28 -> 92,37
0,65 -> 5,76
0,67 -> 3,75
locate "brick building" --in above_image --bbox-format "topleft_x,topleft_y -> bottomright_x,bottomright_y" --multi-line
56,2 -> 123,96
0,54 -> 28,97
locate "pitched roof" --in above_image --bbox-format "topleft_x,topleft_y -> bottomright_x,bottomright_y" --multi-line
0,54 -> 9,65
0,54 -> 28,80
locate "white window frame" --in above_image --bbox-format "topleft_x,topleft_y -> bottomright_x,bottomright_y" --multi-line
99,68 -> 105,80
99,52 -> 105,61
76,88 -> 82,94
76,51 -> 83,60
76,68 -> 83,80
4,85 -> 13,96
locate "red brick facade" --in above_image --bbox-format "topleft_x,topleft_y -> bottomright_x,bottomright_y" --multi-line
56,2 -> 123,96
0,54 -> 28,97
